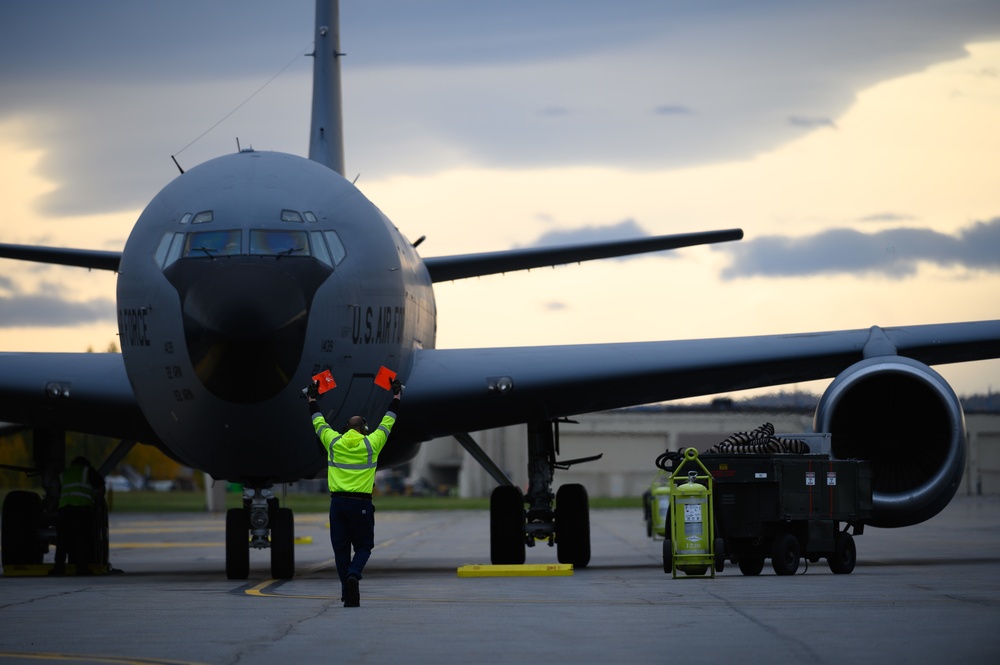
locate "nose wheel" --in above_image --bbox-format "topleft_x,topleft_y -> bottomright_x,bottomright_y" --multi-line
225,487 -> 295,580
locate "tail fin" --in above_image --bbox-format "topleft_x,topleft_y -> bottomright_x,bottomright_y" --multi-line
308,0 -> 346,175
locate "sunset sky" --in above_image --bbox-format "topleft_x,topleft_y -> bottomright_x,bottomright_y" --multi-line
1,0 -> 998,400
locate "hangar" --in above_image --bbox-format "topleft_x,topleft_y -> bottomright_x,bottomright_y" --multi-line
409,400 -> 1000,499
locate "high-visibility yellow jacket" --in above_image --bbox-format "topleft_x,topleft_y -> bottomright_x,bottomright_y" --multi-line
58,463 -> 98,508
312,400 -> 398,494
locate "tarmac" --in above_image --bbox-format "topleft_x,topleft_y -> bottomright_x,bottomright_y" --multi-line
2,496 -> 999,664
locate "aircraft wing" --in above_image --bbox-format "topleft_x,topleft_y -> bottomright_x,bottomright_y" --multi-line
0,244 -> 121,271
0,352 -> 156,443
0,229 -> 742,279
394,319 -> 1000,442
422,229 -> 743,282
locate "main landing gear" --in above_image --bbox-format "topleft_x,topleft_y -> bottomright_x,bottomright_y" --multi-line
224,486 -> 295,580
0,428 -> 116,574
483,420 -> 601,568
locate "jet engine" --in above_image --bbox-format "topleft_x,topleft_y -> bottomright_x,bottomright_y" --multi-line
814,356 -> 966,528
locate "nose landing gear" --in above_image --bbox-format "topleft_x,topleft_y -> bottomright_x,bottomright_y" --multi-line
225,486 -> 295,580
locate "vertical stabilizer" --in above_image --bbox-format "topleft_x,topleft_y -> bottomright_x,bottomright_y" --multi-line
309,0 -> 345,175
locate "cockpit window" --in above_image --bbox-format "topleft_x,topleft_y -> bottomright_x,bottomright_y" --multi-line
324,230 -> 347,265
280,209 -> 303,223
182,230 -> 241,258
155,232 -> 185,268
250,230 -> 309,257
304,211 -> 318,222
192,210 -> 214,224
309,232 -> 332,265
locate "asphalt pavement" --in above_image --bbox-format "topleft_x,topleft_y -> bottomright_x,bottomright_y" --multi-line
2,496 -> 999,664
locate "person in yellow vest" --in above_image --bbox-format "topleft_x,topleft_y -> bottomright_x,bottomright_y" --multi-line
50,456 -> 105,575
307,378 -> 402,607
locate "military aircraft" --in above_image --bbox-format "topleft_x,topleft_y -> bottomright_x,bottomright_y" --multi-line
2,1 -> 999,579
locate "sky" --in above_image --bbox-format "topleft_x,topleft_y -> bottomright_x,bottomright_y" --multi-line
1,0 -> 999,400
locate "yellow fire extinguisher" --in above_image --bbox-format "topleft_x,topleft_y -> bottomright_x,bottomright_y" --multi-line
666,448 -> 717,578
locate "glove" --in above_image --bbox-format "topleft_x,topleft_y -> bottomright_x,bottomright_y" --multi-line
306,380 -> 320,400
390,379 -> 403,395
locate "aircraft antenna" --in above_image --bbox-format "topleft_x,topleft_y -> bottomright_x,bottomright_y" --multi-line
170,155 -> 185,175
171,43 -> 311,160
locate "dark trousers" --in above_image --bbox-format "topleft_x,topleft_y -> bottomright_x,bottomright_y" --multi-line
54,505 -> 96,568
328,496 -> 375,596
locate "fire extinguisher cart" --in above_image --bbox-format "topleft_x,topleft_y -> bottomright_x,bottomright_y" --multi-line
699,453 -> 873,575
663,448 -> 724,578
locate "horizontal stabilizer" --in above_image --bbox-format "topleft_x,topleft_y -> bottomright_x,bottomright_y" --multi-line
423,228 -> 743,282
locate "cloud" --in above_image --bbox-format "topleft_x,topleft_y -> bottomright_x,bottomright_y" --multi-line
859,212 -> 917,223
539,106 -> 575,117
653,105 -> 692,116
788,115 -> 837,129
0,294 -> 116,327
524,219 -> 648,246
718,218 -> 1000,279
3,1 -> 999,217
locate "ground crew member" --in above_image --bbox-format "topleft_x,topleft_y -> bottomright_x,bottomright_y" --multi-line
308,377 -> 402,607
50,456 -> 105,575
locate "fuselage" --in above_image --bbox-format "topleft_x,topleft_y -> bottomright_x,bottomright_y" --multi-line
116,150 -> 435,484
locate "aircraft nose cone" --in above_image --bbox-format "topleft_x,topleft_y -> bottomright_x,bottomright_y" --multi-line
166,260 -> 319,404
184,265 -> 306,402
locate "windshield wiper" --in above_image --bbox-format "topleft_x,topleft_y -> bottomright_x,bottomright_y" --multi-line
276,246 -> 304,259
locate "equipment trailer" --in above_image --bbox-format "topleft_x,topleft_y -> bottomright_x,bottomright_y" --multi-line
656,450 -> 872,575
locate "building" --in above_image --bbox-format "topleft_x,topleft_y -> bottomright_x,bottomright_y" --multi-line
410,402 -> 1000,498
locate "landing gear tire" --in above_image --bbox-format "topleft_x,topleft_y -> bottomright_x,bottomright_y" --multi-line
828,531 -> 857,575
225,507 -> 250,580
490,486 -> 525,565
95,498 -> 110,569
771,533 -> 800,576
556,483 -> 591,568
738,555 -> 765,576
270,507 -> 295,580
1,490 -> 43,566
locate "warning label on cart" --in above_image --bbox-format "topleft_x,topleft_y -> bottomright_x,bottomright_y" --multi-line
806,471 -> 816,486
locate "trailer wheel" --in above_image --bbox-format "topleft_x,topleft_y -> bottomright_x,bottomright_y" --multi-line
828,531 -> 857,574
642,491 -> 652,538
738,555 -> 764,576
714,537 -> 725,573
771,533 -> 800,575
662,537 -> 672,574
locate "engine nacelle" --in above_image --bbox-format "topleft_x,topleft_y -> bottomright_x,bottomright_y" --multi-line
814,356 -> 966,528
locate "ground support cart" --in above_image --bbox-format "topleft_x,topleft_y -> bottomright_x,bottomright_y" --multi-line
699,453 -> 872,575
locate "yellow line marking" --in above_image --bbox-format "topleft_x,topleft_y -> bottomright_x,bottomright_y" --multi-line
0,651 -> 208,665
457,564 -> 574,577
